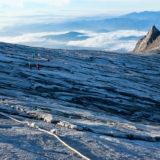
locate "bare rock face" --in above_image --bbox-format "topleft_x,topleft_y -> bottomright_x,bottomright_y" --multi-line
132,25 -> 160,53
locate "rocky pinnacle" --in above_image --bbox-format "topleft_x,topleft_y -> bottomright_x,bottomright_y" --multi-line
132,25 -> 160,53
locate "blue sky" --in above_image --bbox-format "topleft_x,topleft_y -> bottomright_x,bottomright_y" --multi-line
0,0 -> 159,17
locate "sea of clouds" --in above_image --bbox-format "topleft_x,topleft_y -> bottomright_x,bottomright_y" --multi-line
0,29 -> 146,52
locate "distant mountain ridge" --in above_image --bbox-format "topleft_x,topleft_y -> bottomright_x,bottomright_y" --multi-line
3,11 -> 160,34
132,25 -> 160,53
1,11 -> 160,52
43,31 -> 90,41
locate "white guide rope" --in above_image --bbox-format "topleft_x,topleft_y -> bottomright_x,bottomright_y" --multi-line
0,112 -> 90,160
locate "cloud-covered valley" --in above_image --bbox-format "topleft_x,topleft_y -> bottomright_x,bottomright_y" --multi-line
0,30 -> 146,52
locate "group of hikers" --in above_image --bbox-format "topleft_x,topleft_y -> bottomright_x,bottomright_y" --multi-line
28,53 -> 50,70
28,62 -> 40,70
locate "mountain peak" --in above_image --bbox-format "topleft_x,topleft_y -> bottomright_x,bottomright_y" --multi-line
149,25 -> 160,35
146,25 -> 160,44
132,25 -> 160,53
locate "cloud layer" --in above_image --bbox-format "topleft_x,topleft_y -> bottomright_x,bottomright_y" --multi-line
0,30 -> 146,52
67,30 -> 146,51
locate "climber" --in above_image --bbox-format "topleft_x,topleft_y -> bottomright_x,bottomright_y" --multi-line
36,63 -> 40,70
47,55 -> 50,62
28,62 -> 32,69
32,53 -> 35,58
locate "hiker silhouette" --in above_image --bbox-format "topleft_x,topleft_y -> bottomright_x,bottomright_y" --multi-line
36,63 -> 40,70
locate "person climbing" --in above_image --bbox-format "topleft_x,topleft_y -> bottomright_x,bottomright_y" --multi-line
32,53 -> 35,58
28,62 -> 32,69
36,63 -> 40,70
38,53 -> 41,58
47,55 -> 50,62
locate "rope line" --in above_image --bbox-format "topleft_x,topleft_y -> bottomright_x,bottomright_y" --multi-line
0,112 -> 90,160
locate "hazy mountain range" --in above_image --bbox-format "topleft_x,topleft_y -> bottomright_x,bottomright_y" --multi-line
0,11 -> 160,52
2,11 -> 160,34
